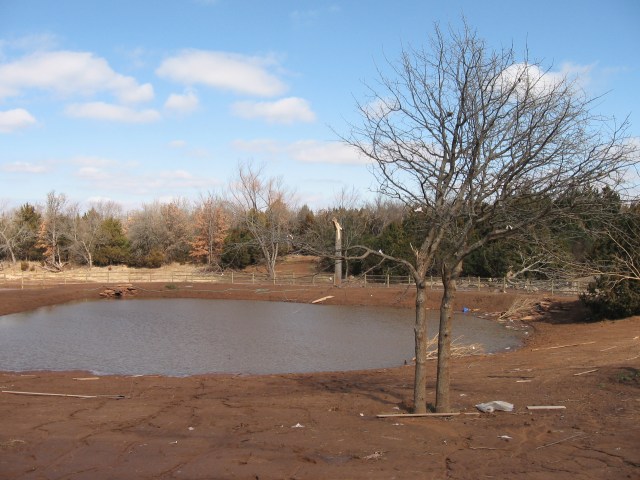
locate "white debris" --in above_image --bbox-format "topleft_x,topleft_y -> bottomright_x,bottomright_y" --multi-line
476,401 -> 514,413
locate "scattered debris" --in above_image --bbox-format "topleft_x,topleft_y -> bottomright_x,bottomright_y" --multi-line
498,435 -> 512,441
573,369 -> 598,376
362,451 -> 385,460
0,439 -> 26,449
475,401 -> 514,413
100,284 -> 137,298
498,297 -> 538,321
73,377 -> 100,381
423,335 -> 483,359
291,423 -> 304,428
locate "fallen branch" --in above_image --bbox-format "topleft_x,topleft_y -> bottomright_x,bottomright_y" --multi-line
526,405 -> 566,410
377,412 -> 480,418
532,341 -> 595,351
599,346 -> 618,352
498,297 -> 538,321
311,295 -> 334,304
424,335 -> 483,359
536,432 -> 585,449
2,390 -> 124,400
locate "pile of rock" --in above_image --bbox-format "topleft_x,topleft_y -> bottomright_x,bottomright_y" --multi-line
100,284 -> 138,298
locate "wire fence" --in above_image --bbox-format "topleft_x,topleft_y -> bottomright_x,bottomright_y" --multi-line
0,267 -> 590,295
359,274 -> 589,295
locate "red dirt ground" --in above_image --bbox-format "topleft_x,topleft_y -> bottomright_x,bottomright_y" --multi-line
0,281 -> 638,479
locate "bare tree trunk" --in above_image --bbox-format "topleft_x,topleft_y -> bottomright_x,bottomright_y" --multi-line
0,231 -> 17,264
435,262 -> 462,412
413,281 -> 429,413
263,243 -> 278,280
332,218 -> 342,286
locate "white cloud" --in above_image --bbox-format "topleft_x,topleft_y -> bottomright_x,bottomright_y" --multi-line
72,155 -> 117,167
0,50 -> 154,103
65,102 -> 161,123
159,169 -> 193,179
499,62 -> 594,98
86,196 -> 115,204
232,138 -> 281,154
168,139 -> 187,148
290,5 -> 340,26
1,161 -> 49,173
0,108 -> 37,133
73,161 -> 219,194
156,50 -> 287,97
231,97 -> 316,124
164,90 -> 199,114
0,33 -> 59,59
232,139 -> 367,165
76,166 -> 110,181
288,140 -> 367,164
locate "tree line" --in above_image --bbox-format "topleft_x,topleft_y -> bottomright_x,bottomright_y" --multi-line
1,184 -> 637,290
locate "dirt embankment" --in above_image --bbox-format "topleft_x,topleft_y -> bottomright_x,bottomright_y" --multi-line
0,283 -> 638,479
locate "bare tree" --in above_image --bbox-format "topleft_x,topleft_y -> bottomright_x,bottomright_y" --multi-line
160,199 -> 193,263
68,205 -> 99,269
230,162 -> 295,279
345,23 -> 635,412
556,195 -> 640,283
190,193 -> 230,269
126,199 -> 193,266
68,201 -> 122,269
0,203 -> 29,264
37,191 -> 70,270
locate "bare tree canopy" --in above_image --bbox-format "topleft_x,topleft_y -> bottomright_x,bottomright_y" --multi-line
344,22 -> 637,413
229,162 -> 296,280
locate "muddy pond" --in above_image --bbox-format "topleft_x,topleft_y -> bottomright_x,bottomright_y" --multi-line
0,299 -> 525,376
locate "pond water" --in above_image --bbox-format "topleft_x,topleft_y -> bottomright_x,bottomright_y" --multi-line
0,299 -> 524,376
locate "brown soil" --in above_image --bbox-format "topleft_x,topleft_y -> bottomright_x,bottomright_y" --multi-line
0,282 -> 638,479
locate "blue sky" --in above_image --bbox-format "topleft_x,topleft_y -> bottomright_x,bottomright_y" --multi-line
1,0 -> 638,210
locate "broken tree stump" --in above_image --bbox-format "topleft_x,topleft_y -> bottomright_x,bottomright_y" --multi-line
99,284 -> 138,298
